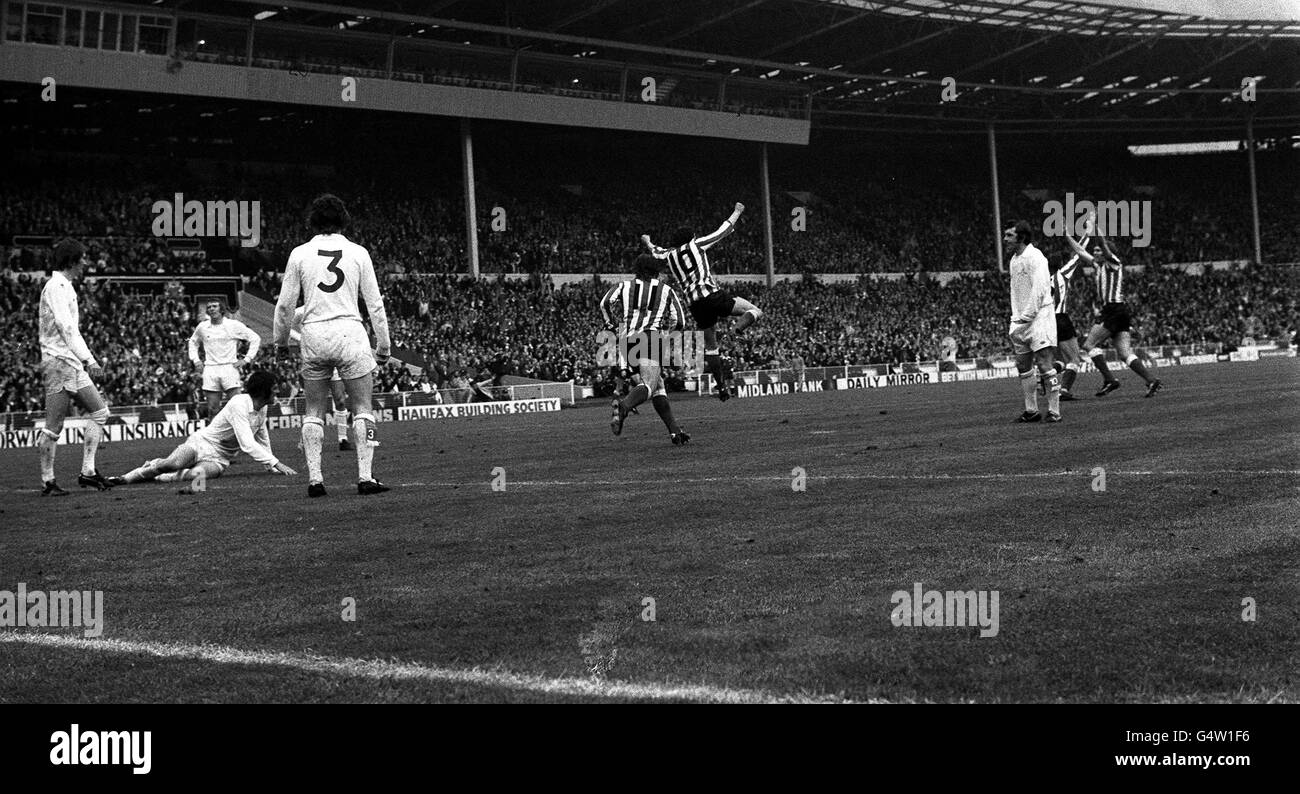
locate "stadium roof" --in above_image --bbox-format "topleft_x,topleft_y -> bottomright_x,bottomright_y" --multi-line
77,0 -> 1300,138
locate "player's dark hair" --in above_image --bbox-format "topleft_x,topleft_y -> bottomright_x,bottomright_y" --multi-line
1008,220 -> 1033,244
633,254 -> 661,282
308,194 -> 350,234
244,370 -> 276,403
670,226 -> 694,247
53,238 -> 86,268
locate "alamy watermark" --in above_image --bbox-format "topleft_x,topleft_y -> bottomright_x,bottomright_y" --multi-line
595,330 -> 706,371
151,193 -> 261,247
889,582 -> 999,637
1041,192 -> 1151,248
0,582 -> 104,637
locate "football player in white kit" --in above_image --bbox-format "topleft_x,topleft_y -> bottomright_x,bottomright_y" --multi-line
188,299 -> 262,419
1004,220 -> 1062,423
36,239 -> 115,495
106,370 -> 296,487
272,194 -> 392,497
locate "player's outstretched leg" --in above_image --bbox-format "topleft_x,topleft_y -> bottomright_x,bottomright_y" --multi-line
1115,333 -> 1161,397
731,297 -> 762,334
611,383 -> 649,436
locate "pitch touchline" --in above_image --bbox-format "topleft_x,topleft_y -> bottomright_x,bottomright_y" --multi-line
239,469 -> 1299,488
0,632 -> 852,704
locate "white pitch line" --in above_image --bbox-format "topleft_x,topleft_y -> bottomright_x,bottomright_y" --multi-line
0,632 -> 853,704
239,469 -> 1300,489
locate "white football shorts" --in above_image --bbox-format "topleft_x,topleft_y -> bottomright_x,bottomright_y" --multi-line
1009,307 -> 1057,355
300,319 -> 376,381
202,363 -> 242,393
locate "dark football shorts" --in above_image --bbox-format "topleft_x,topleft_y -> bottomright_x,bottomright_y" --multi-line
1055,313 -> 1077,343
1098,302 -> 1132,334
689,291 -> 737,330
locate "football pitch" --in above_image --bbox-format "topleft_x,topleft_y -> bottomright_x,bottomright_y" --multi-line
1,358 -> 1296,703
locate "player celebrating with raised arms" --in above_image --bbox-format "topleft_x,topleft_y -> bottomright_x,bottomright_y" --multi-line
106,370 -> 296,488
642,202 -> 762,402
37,239 -> 115,496
189,298 -> 262,419
272,194 -> 392,497
1065,217 -> 1163,398
1005,220 -> 1062,423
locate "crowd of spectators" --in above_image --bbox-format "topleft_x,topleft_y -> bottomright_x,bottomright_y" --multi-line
2,261 -> 1292,413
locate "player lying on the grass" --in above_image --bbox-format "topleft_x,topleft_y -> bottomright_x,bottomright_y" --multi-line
188,298 -> 261,420
37,238 -> 114,495
1050,237 -> 1086,401
1004,220 -> 1062,423
603,254 -> 691,445
1064,218 -> 1163,398
106,370 -> 296,486
641,202 -> 762,402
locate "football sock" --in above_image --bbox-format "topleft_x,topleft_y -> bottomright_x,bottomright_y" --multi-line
38,428 -> 58,482
81,408 -> 110,476
651,395 -> 681,435
1089,348 -> 1116,383
156,471 -> 182,483
122,458 -> 164,483
1062,365 -> 1078,392
1041,368 -> 1061,415
302,417 -> 325,483
1125,354 -> 1154,384
353,413 -> 376,482
704,350 -> 726,392
623,384 -> 650,412
1019,370 -> 1038,412
334,409 -> 350,442
733,308 -> 762,333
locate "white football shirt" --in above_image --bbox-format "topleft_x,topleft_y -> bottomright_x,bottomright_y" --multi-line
272,233 -> 391,357
1009,243 -> 1051,323
188,317 -> 261,366
193,393 -> 276,467
39,270 -> 94,369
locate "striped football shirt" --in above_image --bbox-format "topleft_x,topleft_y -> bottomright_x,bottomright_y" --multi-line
600,277 -> 685,336
647,219 -> 737,304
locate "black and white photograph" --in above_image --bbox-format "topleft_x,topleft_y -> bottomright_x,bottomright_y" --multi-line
0,0 -> 1296,737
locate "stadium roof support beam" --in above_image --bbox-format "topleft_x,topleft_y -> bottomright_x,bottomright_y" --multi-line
546,0 -> 628,33
760,143 -> 775,287
662,0 -> 769,44
1246,115 -> 1261,266
460,119 -> 479,278
988,123 -> 1003,272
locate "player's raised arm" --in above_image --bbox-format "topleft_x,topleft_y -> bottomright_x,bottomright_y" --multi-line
358,251 -> 391,361
696,202 -> 744,250
640,234 -> 669,257
1100,234 -> 1123,266
1061,236 -> 1088,280
599,283 -> 622,330
1063,231 -> 1095,265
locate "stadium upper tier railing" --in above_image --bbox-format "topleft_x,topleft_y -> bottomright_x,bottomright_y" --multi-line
2,2 -> 809,120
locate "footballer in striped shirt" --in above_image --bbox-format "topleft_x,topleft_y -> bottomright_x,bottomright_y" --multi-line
1065,219 -> 1162,398
602,255 -> 690,445
1050,238 -> 1085,400
641,202 -> 762,402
